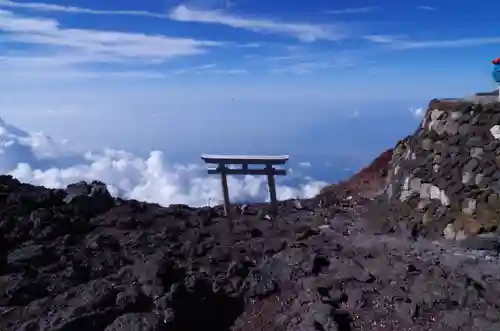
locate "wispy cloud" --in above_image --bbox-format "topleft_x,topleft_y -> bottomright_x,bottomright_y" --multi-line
391,37 -> 500,49
0,1 -> 349,42
270,58 -> 354,75
270,62 -> 325,74
0,9 -> 223,63
262,48 -> 363,74
0,0 -> 170,18
236,42 -> 262,48
195,63 -> 218,70
174,63 -> 247,75
169,5 -> 346,42
363,34 -> 403,44
209,68 -> 247,74
0,54 -> 106,67
363,33 -> 500,50
324,6 -> 377,15
0,0 -> 345,45
416,5 -> 437,11
1,64 -> 171,82
265,55 -> 303,62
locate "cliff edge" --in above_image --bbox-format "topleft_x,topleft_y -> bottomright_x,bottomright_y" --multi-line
318,148 -> 393,203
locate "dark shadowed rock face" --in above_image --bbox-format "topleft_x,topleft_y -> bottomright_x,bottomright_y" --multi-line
1,174 -> 500,331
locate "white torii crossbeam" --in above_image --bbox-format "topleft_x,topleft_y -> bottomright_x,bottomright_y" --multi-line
201,154 -> 289,216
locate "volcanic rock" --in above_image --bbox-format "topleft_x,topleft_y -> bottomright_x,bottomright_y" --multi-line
378,99 -> 500,240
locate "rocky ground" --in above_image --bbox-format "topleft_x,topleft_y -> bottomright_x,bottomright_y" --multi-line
1,175 -> 500,331
319,147 -> 394,203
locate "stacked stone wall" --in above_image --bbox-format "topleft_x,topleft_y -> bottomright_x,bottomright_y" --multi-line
385,99 -> 500,240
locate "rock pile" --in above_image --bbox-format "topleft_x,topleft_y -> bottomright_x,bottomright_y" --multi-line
381,99 -> 500,241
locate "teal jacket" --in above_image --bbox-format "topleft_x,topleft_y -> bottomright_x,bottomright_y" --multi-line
494,63 -> 500,83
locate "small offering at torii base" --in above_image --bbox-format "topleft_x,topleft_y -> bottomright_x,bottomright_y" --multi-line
493,57 -> 500,100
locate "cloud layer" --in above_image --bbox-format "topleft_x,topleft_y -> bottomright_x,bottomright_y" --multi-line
0,0 -> 170,18
0,8 -> 223,64
0,117 -> 327,208
169,5 -> 344,42
324,6 -> 378,15
0,0 -> 346,43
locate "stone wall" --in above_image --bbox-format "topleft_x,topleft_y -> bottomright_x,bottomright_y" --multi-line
385,99 -> 500,240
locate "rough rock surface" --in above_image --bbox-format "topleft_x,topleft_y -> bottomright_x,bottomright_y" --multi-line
379,99 -> 500,242
319,148 -> 393,203
2,174 -> 500,331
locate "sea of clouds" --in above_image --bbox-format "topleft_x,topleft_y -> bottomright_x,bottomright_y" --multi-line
0,117 -> 328,207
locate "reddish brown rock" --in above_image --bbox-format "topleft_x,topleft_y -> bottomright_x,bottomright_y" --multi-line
318,148 -> 393,204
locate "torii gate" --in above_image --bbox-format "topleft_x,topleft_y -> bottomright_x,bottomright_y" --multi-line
200,154 -> 289,216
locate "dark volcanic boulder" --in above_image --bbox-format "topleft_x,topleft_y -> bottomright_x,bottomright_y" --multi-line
64,180 -> 114,216
0,232 -> 6,274
64,181 -> 91,203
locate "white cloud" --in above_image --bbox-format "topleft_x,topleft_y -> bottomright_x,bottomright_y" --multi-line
324,6 -> 378,15
0,54 -> 174,83
0,116 -> 326,207
278,181 -> 326,200
0,54 -> 247,81
0,0 -> 171,18
270,62 -> 321,74
390,37 -> 500,49
362,33 -> 500,50
363,34 -> 402,44
169,5 -> 345,42
270,58 -> 355,74
0,9 -> 223,63
417,5 -> 437,11
264,55 -> 302,62
0,54 -> 110,67
0,1 -> 348,42
236,42 -> 262,48
209,69 -> 247,74
173,63 -> 247,75
410,107 -> 425,118
0,1 -> 345,42
2,67 -> 170,81
174,63 -> 217,74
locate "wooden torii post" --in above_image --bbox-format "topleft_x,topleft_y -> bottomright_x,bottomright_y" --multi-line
200,154 -> 289,216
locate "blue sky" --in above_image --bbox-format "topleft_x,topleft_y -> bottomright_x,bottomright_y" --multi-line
1,0 -> 498,89
0,0 -> 499,188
